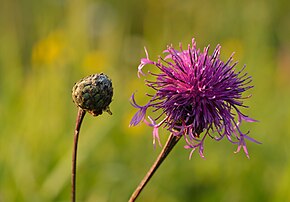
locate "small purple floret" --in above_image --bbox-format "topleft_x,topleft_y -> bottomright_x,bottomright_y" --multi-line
130,38 -> 260,158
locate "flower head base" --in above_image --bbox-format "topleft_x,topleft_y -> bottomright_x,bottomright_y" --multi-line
130,38 -> 260,158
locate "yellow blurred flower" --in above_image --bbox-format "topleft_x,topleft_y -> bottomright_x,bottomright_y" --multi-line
32,30 -> 65,66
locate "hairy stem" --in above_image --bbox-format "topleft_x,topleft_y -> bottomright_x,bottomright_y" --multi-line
72,108 -> 86,202
129,133 -> 181,202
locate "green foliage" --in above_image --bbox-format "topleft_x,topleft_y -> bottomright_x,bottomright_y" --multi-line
0,0 -> 290,201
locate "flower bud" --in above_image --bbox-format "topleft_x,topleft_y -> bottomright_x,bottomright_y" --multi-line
72,73 -> 113,116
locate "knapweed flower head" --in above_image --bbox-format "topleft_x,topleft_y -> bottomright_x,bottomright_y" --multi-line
72,73 -> 113,116
130,38 -> 260,158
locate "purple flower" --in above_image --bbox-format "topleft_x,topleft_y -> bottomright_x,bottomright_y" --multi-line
130,38 -> 260,158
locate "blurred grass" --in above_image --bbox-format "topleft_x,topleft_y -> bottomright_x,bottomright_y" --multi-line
1,0 -> 290,201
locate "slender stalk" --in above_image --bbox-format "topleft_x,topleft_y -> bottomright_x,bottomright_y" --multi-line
129,133 -> 181,202
72,108 -> 86,202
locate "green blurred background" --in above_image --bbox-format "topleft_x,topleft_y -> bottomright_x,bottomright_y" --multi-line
1,0 -> 290,201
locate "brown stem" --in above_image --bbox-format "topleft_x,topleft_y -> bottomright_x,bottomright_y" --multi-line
129,133 -> 181,202
72,108 -> 86,202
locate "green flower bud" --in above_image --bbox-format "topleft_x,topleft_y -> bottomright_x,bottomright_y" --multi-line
72,73 -> 113,116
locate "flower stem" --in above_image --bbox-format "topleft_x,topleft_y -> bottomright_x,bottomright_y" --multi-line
129,133 -> 181,202
72,108 -> 86,202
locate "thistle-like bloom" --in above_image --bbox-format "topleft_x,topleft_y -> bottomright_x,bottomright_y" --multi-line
130,38 -> 260,158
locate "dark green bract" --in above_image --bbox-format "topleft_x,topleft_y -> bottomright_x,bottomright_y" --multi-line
72,73 -> 113,116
